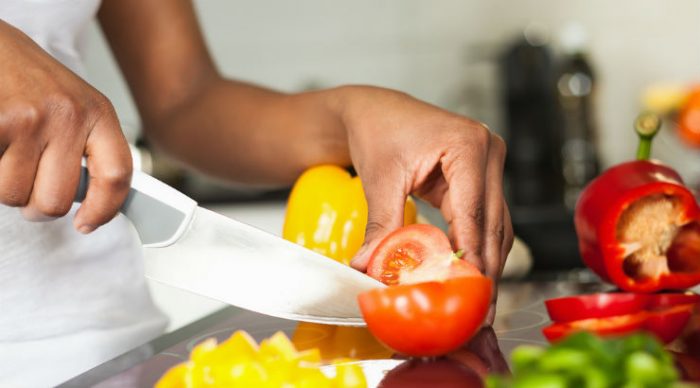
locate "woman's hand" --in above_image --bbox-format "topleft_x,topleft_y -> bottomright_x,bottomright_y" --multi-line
340,87 -> 513,286
0,20 -> 131,232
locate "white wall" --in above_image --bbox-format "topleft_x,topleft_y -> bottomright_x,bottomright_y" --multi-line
83,0 -> 700,181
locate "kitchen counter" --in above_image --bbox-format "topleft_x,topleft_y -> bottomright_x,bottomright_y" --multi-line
55,279 -> 633,387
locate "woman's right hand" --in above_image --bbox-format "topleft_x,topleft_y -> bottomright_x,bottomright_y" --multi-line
0,20 -> 132,233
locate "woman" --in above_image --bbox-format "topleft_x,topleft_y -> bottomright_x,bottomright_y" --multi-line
0,0 -> 512,385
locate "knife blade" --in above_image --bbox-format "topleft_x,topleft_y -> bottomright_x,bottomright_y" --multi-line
75,167 -> 384,326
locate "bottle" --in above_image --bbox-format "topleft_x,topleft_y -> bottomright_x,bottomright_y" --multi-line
556,23 -> 600,209
501,25 -> 564,208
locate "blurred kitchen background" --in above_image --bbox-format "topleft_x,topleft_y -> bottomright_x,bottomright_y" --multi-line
81,0 -> 700,329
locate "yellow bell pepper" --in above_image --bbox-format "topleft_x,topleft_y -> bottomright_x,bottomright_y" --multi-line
285,165 -> 418,360
283,165 -> 417,266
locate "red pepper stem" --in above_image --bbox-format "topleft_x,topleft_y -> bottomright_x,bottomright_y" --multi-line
635,112 -> 661,161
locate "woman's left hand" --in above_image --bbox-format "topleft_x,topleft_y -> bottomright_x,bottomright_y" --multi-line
337,87 -> 513,295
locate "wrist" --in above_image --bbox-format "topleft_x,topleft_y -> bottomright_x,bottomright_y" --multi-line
328,85 -> 409,131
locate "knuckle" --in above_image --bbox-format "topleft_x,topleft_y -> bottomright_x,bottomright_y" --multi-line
450,119 -> 491,151
34,197 -> 72,217
48,92 -> 84,124
468,203 -> 486,229
90,93 -> 117,119
364,220 -> 388,239
471,123 -> 492,148
489,223 -> 506,242
491,133 -> 506,154
0,102 -> 42,135
100,165 -> 132,191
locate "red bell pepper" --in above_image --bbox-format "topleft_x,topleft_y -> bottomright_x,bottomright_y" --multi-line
575,113 -> 700,292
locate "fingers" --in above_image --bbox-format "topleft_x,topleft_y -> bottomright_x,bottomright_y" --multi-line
499,204 -> 514,278
350,170 -> 407,271
482,135 -> 507,279
0,140 -> 41,209
440,124 -> 490,272
73,114 -> 132,233
22,141 -> 82,221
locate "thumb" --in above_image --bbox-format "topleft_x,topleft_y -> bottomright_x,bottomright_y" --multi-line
350,175 -> 406,271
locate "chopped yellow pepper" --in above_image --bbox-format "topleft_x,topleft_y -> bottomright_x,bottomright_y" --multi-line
283,164 -> 416,266
155,331 -> 367,388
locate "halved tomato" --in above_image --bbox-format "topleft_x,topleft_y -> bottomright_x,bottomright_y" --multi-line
366,224 -> 481,285
358,276 -> 493,357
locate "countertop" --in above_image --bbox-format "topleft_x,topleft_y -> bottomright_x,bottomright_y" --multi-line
60,279 -> 700,387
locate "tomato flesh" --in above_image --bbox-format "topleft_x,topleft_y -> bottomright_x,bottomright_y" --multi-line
366,224 -> 481,285
376,242 -> 425,285
358,276 -> 493,357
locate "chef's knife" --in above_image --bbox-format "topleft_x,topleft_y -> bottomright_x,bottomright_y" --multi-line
75,167 -> 384,326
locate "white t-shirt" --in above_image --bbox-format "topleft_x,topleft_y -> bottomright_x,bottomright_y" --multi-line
0,1 -> 167,387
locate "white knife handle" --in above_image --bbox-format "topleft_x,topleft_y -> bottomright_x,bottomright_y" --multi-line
74,166 -> 197,247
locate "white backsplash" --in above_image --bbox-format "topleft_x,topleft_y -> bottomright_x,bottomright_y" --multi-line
83,0 -> 700,182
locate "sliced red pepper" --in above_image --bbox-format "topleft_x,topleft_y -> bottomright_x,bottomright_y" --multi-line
543,302 -> 695,344
545,292 -> 700,322
542,313 -> 646,343
648,292 -> 700,310
545,293 -> 649,322
645,304 -> 695,344
575,159 -> 700,292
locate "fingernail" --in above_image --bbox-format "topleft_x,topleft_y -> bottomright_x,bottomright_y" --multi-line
78,224 -> 95,234
350,244 -> 370,270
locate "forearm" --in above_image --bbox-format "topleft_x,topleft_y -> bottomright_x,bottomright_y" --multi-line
143,79 -> 351,185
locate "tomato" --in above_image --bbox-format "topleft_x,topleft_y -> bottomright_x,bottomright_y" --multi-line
358,276 -> 492,357
366,224 -> 481,285
678,87 -> 700,148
